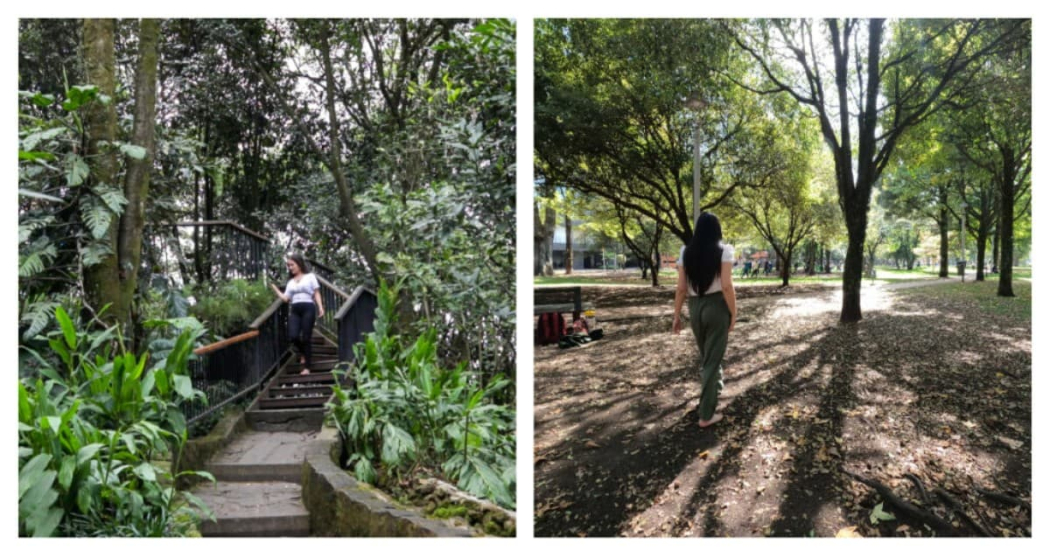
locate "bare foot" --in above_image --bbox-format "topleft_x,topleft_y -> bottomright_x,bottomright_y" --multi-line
300,368 -> 310,375
698,412 -> 723,428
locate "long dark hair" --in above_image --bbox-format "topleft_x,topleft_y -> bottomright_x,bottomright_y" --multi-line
683,212 -> 724,295
287,253 -> 311,277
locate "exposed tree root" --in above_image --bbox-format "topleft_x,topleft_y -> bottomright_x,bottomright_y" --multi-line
903,473 -> 930,507
933,488 -> 992,537
842,468 -> 958,535
976,488 -> 1030,510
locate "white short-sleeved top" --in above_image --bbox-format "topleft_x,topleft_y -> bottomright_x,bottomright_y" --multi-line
677,243 -> 735,296
284,273 -> 320,304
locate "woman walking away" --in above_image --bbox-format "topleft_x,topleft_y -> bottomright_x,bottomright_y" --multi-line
270,253 -> 325,375
672,212 -> 737,428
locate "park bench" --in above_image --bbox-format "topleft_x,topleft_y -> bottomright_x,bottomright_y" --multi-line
534,286 -> 594,321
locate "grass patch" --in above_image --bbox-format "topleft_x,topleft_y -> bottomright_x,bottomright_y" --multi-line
900,279 -> 1031,324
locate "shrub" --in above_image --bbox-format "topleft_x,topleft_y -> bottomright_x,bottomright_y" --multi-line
327,281 -> 515,509
187,278 -> 273,339
18,306 -> 213,537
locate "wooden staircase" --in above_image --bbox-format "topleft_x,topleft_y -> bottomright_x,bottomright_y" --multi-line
257,333 -> 340,410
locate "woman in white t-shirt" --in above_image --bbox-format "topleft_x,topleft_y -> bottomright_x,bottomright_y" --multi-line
672,212 -> 737,428
270,253 -> 325,375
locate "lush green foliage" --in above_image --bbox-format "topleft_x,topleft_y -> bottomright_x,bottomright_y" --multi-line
18,307 -> 213,536
328,282 -> 515,509
186,278 -> 273,338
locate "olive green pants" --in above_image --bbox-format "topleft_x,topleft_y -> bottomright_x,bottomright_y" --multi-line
688,292 -> 730,421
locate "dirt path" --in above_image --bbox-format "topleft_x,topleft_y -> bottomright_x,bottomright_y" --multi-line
533,282 -> 1031,537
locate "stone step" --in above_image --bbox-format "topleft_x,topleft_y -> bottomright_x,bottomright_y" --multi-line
246,408 -> 325,432
194,481 -> 310,537
205,431 -> 316,483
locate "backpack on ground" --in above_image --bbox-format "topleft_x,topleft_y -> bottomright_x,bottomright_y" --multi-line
535,312 -> 566,345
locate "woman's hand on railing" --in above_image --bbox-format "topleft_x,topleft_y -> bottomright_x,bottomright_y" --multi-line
270,282 -> 289,302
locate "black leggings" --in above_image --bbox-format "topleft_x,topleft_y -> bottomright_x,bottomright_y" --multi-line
288,302 -> 317,368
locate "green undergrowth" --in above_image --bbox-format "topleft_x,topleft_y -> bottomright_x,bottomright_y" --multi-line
327,280 -> 516,512
18,306 -> 213,536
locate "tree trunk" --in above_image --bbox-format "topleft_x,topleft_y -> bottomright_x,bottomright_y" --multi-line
118,19 -> 160,347
779,250 -> 791,287
81,19 -> 122,326
998,150 -> 1016,297
650,225 -> 663,287
841,212 -> 868,323
318,23 -> 383,287
975,227 -> 988,281
543,207 -> 556,276
564,214 -> 573,275
938,198 -> 950,278
991,221 -> 999,273
534,203 -> 556,276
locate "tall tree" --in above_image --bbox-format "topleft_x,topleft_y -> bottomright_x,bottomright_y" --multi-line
946,21 -> 1031,296
536,19 -> 783,245
80,19 -> 122,324
119,19 -> 160,336
734,18 -> 1027,321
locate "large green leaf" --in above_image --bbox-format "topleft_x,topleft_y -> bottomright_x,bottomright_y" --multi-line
66,154 -> 90,187
83,203 -> 113,240
19,454 -> 53,500
55,306 -> 76,349
61,85 -> 98,112
173,374 -> 194,400
380,423 -> 417,466
21,127 -> 66,152
18,188 -> 63,202
120,143 -> 148,160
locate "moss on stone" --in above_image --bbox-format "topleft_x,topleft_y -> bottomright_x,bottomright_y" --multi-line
432,504 -> 469,519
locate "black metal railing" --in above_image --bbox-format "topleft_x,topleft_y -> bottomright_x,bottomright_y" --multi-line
144,221 -> 270,287
181,298 -> 289,426
315,275 -> 350,344
335,286 -> 378,364
307,258 -> 337,285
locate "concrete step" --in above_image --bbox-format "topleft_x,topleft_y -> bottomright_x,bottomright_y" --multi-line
205,431 -> 316,483
194,481 -> 310,537
246,408 -> 325,432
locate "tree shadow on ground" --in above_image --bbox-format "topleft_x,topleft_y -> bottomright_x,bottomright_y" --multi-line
534,285 -> 1031,537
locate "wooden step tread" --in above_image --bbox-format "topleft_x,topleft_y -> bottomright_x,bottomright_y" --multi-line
268,385 -> 333,398
277,373 -> 336,385
259,395 -> 330,409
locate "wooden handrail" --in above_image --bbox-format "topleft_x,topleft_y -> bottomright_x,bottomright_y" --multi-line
335,285 -> 377,321
167,220 -> 271,243
307,257 -> 337,274
193,330 -> 259,355
316,275 -> 352,300
250,297 -> 287,329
